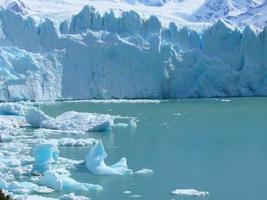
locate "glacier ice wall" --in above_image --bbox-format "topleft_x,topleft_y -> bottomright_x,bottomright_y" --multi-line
0,6 -> 267,101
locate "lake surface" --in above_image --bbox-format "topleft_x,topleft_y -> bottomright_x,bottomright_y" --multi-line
40,98 -> 267,200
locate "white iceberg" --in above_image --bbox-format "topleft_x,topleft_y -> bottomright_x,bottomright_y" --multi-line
32,143 -> 59,174
171,189 -> 209,197
57,138 -> 96,146
26,108 -> 113,132
39,171 -> 102,192
8,181 -> 39,194
135,168 -> 153,175
60,193 -> 90,200
85,139 -> 133,175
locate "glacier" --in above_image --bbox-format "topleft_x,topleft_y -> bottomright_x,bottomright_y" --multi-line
0,5 -> 265,100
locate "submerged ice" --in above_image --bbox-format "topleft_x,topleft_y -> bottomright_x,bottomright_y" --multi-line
85,139 -> 133,175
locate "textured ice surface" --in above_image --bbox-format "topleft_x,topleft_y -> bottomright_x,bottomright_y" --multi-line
26,108 -> 113,132
171,189 -> 209,196
32,143 -> 59,174
39,171 -> 103,192
0,6 -> 265,100
85,139 -> 133,175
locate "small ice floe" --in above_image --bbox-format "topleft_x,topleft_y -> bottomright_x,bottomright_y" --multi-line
123,191 -> 132,194
171,189 -> 209,197
8,181 -> 39,194
60,193 -> 90,200
14,195 -> 58,200
39,171 -> 102,192
130,194 -> 142,198
221,99 -> 231,102
56,138 -> 96,146
0,115 -> 25,135
135,168 -> 153,175
0,102 -> 29,116
113,119 -> 137,129
26,108 -> 114,132
85,139 -> 132,175
172,113 -> 182,116
32,143 -> 59,174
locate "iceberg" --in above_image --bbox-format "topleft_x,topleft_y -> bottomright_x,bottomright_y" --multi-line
39,171 -> 102,192
59,193 -> 89,200
8,181 -> 38,194
85,139 -> 133,175
26,108 -> 113,132
135,168 -> 153,175
171,189 -> 209,197
32,143 -> 59,174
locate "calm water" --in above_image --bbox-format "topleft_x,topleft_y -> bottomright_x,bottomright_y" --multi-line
40,98 -> 267,200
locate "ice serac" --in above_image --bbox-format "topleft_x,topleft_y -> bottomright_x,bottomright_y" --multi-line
0,6 -> 266,100
85,139 -> 133,175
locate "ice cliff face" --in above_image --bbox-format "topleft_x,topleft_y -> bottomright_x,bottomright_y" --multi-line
0,6 -> 267,101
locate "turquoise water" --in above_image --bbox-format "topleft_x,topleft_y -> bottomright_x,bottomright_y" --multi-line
41,98 -> 267,200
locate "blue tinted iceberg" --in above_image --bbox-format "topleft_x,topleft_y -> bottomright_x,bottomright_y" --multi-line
85,139 -> 132,175
39,171 -> 102,192
32,143 -> 59,174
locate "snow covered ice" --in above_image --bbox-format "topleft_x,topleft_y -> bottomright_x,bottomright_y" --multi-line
85,139 -> 133,175
26,108 -> 114,132
0,2 -> 265,100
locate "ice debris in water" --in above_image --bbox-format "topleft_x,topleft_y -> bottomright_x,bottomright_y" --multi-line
26,108 -> 114,132
60,193 -> 90,200
171,189 -> 209,197
85,139 -> 133,175
0,103 -> 29,116
57,138 -> 96,146
39,171 -> 102,192
32,143 -> 59,174
135,168 -> 153,175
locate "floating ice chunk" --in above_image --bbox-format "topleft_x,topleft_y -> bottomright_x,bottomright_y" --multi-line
14,195 -> 58,200
57,138 -> 96,146
130,194 -> 142,198
60,193 -> 90,200
0,103 -> 28,116
123,191 -> 132,194
32,143 -> 59,174
39,171 -> 102,192
171,189 -> 209,197
135,168 -> 153,175
85,139 -> 133,175
0,115 -> 24,134
0,177 -> 8,190
8,181 -> 39,194
26,108 -> 113,132
113,119 -> 137,128
128,119 -> 137,128
0,134 -> 15,142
